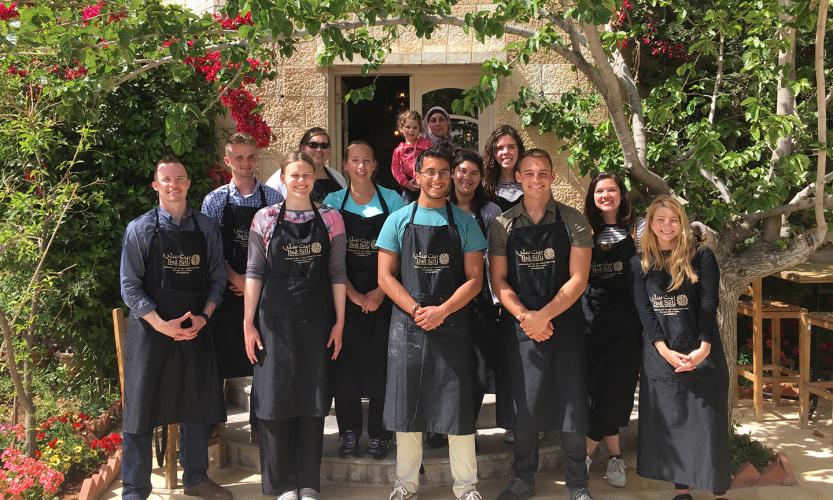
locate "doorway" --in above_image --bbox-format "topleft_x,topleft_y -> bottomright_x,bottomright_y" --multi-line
341,76 -> 409,190
334,67 -> 493,191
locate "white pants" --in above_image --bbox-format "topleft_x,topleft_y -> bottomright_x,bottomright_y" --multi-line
394,432 -> 477,497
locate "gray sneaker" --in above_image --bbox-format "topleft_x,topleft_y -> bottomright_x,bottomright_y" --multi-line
298,488 -> 320,499
389,484 -> 418,500
605,456 -> 627,487
276,490 -> 297,500
457,490 -> 483,500
570,487 -> 594,500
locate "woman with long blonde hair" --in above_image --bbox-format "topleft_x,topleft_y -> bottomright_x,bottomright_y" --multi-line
630,195 -> 730,500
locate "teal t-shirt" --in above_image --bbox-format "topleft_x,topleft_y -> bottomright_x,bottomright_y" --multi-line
322,185 -> 405,217
375,201 -> 488,254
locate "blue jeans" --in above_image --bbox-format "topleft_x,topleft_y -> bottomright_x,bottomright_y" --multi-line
121,423 -> 210,499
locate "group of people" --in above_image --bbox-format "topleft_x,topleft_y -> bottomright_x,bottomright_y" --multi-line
119,113 -> 730,500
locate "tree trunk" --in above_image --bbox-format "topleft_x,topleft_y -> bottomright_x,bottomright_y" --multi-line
716,283 -> 743,420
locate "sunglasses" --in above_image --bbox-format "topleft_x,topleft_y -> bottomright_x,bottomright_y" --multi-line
305,141 -> 330,150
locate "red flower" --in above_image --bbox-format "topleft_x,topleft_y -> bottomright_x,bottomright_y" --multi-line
214,11 -> 253,30
36,432 -> 45,441
47,438 -> 58,449
82,2 -> 102,22
78,412 -> 89,421
64,66 -> 88,80
0,2 -> 19,21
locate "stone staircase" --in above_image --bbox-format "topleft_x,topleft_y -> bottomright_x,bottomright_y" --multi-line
223,377 -> 638,486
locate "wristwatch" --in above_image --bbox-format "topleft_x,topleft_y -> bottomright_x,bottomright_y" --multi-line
196,312 -> 210,322
410,303 -> 421,318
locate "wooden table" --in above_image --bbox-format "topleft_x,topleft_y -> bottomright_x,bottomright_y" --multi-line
773,262 -> 833,284
771,262 -> 833,421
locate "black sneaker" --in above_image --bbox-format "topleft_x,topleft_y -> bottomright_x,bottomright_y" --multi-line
367,438 -> 391,459
339,430 -> 360,458
424,432 -> 448,448
496,477 -> 534,500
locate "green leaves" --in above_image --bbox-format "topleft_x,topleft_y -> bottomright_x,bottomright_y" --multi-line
164,102 -> 206,155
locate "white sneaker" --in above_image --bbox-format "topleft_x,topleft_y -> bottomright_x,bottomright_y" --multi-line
298,488 -> 320,499
277,490 -> 298,500
605,456 -> 627,487
457,489 -> 483,500
389,484 -> 418,499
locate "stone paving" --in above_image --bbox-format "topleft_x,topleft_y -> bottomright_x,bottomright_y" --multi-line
101,399 -> 832,499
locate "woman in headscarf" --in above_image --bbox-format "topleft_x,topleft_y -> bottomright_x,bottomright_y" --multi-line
423,106 -> 460,159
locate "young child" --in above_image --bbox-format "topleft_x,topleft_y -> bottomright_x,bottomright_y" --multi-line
391,110 -> 433,203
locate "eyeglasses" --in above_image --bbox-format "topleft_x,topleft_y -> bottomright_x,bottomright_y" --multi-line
419,169 -> 451,179
305,141 -> 330,150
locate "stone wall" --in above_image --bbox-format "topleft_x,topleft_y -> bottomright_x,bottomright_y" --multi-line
182,1 -> 591,208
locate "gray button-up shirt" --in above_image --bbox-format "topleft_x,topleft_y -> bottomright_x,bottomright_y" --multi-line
120,206 -> 226,319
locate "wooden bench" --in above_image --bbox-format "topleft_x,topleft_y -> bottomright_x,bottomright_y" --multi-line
736,279 -> 808,422
800,312 -> 833,436
113,308 -> 226,490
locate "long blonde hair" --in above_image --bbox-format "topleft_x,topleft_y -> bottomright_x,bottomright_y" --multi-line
640,195 -> 698,291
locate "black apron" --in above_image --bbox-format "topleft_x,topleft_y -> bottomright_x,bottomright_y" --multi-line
383,203 -> 476,435
252,202 -> 334,419
311,169 -> 342,204
581,228 -> 642,430
334,186 -> 392,399
123,209 -> 225,434
469,209 -> 498,395
495,204 -> 588,433
210,185 -> 267,379
636,251 -> 730,493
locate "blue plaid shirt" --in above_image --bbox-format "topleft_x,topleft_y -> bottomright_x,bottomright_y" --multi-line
200,180 -> 282,227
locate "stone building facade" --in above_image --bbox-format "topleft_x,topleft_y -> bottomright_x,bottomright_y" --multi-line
181,1 -> 590,207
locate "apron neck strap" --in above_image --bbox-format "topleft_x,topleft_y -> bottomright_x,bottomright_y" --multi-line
278,199 -> 325,228
258,184 -> 267,208
155,206 -> 201,233
408,201 -> 454,225
341,184 -> 388,214
376,184 -> 389,214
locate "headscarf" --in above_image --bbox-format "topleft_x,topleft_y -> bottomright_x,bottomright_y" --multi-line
422,106 -> 459,158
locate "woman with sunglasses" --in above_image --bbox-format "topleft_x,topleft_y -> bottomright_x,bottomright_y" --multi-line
266,127 -> 347,203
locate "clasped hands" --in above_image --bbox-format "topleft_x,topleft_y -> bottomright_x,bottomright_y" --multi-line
158,312 -> 206,341
655,340 -> 710,373
413,305 -> 448,331
516,309 -> 554,342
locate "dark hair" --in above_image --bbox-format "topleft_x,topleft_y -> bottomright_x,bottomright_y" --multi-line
521,148 -> 553,170
449,149 -> 489,214
155,155 -> 186,179
583,172 -> 634,236
298,127 -> 329,148
482,125 -> 526,200
415,147 -> 452,173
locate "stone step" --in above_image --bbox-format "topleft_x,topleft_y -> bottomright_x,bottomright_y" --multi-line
223,406 -> 639,486
225,377 -> 499,430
